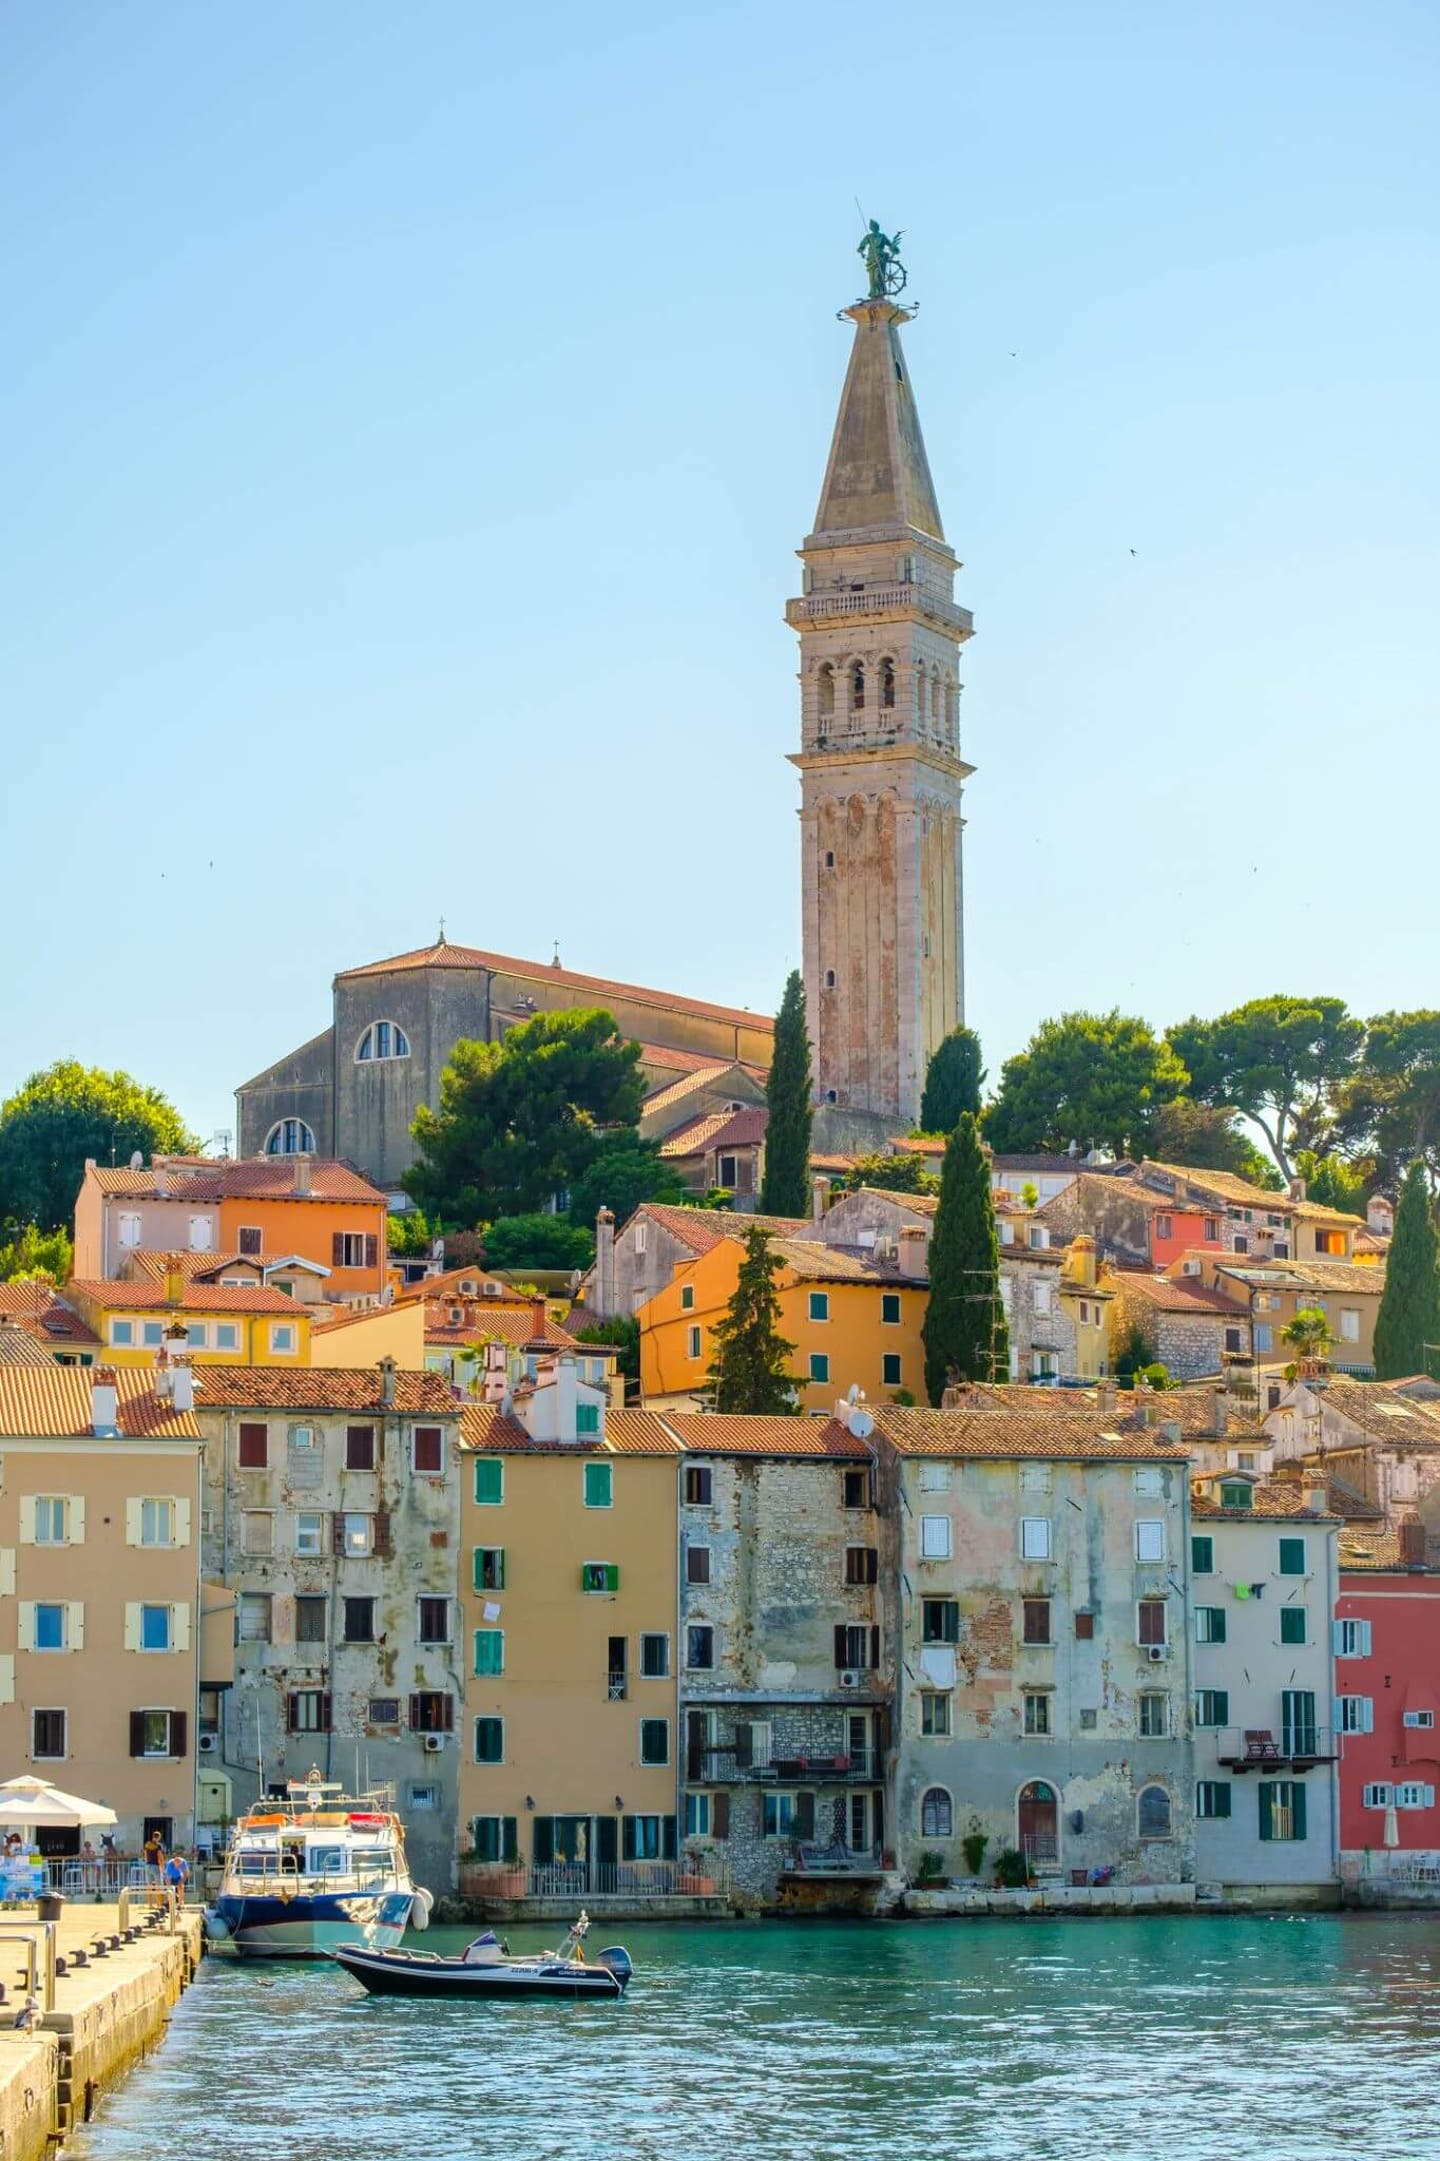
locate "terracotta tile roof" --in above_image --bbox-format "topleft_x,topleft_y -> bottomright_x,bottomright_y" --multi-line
847,1186 -> 940,1218
0,1284 -> 102,1349
0,1366 -> 201,1439
870,1401 -> 1193,1461
774,1238 -> 915,1286
333,940 -> 774,1037
392,1265 -> 525,1307
193,1367 -> 458,1414
601,1410 -> 683,1456
1138,1161 -> 1293,1214
810,1152 -> 861,1174
0,1326 -> 55,1368
888,1135 -> 948,1158
641,1060 -> 759,1116
932,1380 -> 1267,1439
68,1278 -> 303,1317
1214,1258 -> 1386,1296
1337,1527 -> 1404,1571
1310,1376 -> 1440,1452
1190,1477 -> 1333,1520
1354,1228 -> 1390,1257
89,1157 -> 386,1205
1111,1272 -> 1249,1317
1291,1200 -> 1367,1228
659,1108 -> 769,1159
425,1306 -> 580,1349
126,1250 -> 256,1284
992,1152 -> 1093,1175
458,1405 -> 676,1455
661,1412 -> 870,1459
626,1203 -> 814,1257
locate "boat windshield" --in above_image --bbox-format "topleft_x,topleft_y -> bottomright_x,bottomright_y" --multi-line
307,1846 -> 349,1876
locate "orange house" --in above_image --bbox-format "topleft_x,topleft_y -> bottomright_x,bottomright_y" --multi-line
74,1155 -> 389,1304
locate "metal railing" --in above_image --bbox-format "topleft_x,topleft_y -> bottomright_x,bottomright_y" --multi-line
688,1744 -> 878,1784
1210,1724 -> 1337,1766
463,1861 -> 730,1899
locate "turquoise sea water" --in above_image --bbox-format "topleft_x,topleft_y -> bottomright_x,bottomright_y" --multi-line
68,1915 -> 1440,2161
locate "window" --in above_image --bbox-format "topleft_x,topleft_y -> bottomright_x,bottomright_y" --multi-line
111,1320 -> 135,1347
346,1424 -> 376,1471
295,1510 -> 324,1556
31,1604 -> 66,1651
1196,1781 -> 1232,1820
920,1691 -> 952,1737
33,1497 -> 69,1545
882,1353 -> 903,1387
1134,1519 -> 1166,1563
582,1562 -> 620,1594
923,1599 -> 959,1645
1078,1707 -> 1098,1731
685,1465 -> 712,1507
764,1792 -> 802,1839
118,1211 -> 141,1247
1275,1535 -> 1308,1576
1191,1534 -> 1215,1575
1404,1710 -> 1436,1730
1363,1783 -> 1393,1810
1074,1612 -> 1095,1641
295,1596 -> 326,1644
1397,1784 -> 1437,1810
356,1021 -> 411,1062
920,1788 -> 953,1839
834,1624 -> 878,1670
686,1625 -> 715,1670
337,1512 -> 372,1557
473,1630 -> 504,1677
809,1352 -> 830,1384
679,1283 -> 695,1312
473,1459 -> 504,1506
412,1425 -> 445,1475
1194,1689 -> 1229,1727
1022,1598 -> 1051,1646
919,1462 -> 952,1492
1020,1518 -> 1051,1561
919,1515 -> 952,1560
215,1323 -> 240,1351
237,1225 -> 263,1257
686,1325 -> 703,1361
473,1717 -> 504,1765
1195,1606 -> 1227,1644
266,1118 -> 316,1156
881,1292 -> 901,1326
418,1597 -> 450,1644
142,1321 -> 165,1348
640,1634 -> 670,1679
1334,1618 -> 1372,1658
410,1784 -> 441,1810
288,1691 -> 330,1734
1137,1785 -> 1172,1839
1138,1693 -> 1168,1738
342,1596 -> 375,1644
1137,1599 -> 1167,1647
1155,1214 -> 1173,1240
1023,1691 -> 1052,1736
808,1291 -> 830,1322
188,1213 -> 214,1251
685,1793 -> 712,1839
473,1547 -> 505,1592
686,1544 -> 711,1585
1258,1781 -> 1307,1842
132,1709 -> 184,1760
1280,1606 -> 1307,1646
270,1323 -> 297,1355
470,1814 -> 519,1865
31,1709 -> 66,1761
332,1233 -> 374,1270
1133,1467 -> 1165,1497
843,1468 -> 871,1510
1340,1308 -> 1361,1343
845,1546 -> 879,1586
1282,1688 -> 1319,1756
1219,1480 -> 1253,1510
369,1697 -> 401,1726
242,1511 -> 273,1557
584,1462 -> 613,1509
1337,1696 -> 1374,1734
139,1604 -> 172,1652
640,1719 -> 670,1767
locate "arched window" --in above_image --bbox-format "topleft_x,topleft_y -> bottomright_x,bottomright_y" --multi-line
356,1021 -> 411,1063
929,670 -> 941,723
851,663 -> 865,712
1137,1785 -> 1172,1840
265,1118 -> 316,1157
817,663 -> 835,718
920,1787 -> 953,1839
880,658 -> 896,710
824,969 -> 836,989
946,679 -> 959,735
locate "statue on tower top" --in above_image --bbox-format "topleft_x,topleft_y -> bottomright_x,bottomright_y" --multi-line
857,219 -> 906,300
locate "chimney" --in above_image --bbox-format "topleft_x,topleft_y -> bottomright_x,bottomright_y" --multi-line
1161,1418 -> 1184,1447
90,1367 -> 119,1438
1302,1475 -> 1328,1515
529,1295 -> 547,1343
811,1174 -> 832,1222
378,1354 -> 397,1409
293,1153 -> 313,1198
154,1160 -> 170,1198
595,1208 -> 616,1319
1288,1175 -> 1308,1204
1209,1384 -> 1228,1439
1400,1519 -> 1428,1569
171,1361 -> 194,1414
1096,1378 -> 1118,1418
898,1225 -> 930,1280
1069,1235 -> 1097,1290
556,1352 -> 579,1441
163,1254 -> 184,1306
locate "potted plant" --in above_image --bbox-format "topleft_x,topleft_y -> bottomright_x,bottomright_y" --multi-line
993,1847 -> 1032,1890
915,1850 -> 948,1889
961,1824 -> 989,1880
677,1840 -> 717,1895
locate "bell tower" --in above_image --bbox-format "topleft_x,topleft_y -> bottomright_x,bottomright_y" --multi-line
787,239 -> 973,1137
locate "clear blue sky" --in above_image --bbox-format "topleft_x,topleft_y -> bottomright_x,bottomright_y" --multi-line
3,2 -> 1437,1145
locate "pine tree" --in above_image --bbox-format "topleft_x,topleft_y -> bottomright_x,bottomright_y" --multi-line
1373,1162 -> 1440,1380
922,1114 -> 1009,1405
919,1027 -> 984,1134
705,1228 -> 799,1415
759,971 -> 813,1219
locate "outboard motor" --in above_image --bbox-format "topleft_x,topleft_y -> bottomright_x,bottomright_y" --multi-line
594,1946 -> 633,1992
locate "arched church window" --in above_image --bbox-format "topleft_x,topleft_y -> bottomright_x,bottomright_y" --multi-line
817,664 -> 835,718
851,664 -> 865,712
946,679 -> 959,735
824,970 -> 836,989
929,670 -> 941,724
266,1118 -> 316,1157
915,668 -> 927,721
881,659 -> 895,710
356,1021 -> 411,1063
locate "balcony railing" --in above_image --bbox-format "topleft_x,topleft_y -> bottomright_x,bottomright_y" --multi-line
1212,1724 -> 1337,1770
687,1744 -> 878,1784
785,585 -> 973,634
463,1861 -> 731,1900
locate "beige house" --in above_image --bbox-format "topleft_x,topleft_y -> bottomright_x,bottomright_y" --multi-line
1169,1254 -> 1387,1382
0,1366 -> 210,1855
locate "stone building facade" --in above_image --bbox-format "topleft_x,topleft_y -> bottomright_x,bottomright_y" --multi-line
1107,1270 -> 1251,1383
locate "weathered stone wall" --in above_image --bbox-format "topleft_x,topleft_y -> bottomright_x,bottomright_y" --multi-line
235,1028 -> 336,1161
1001,1255 -> 1079,1381
1037,1177 -> 1152,1266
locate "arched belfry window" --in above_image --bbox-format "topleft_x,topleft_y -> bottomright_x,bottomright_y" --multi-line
946,679 -> 959,735
851,663 -> 865,712
356,1021 -> 411,1064
817,664 -> 835,718
266,1118 -> 316,1157
881,659 -> 896,710
930,670 -> 941,723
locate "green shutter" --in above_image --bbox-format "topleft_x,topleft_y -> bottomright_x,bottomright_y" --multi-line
1191,1535 -> 1214,1574
596,1816 -> 618,1866
576,1403 -> 600,1435
472,1546 -> 505,1592
621,1815 -> 637,1861
501,1816 -> 517,1864
1292,1782 -> 1307,1841
1280,1606 -> 1305,1644
474,1629 -> 503,1676
584,1462 -> 612,1508
532,1817 -> 554,1867
1258,1783 -> 1275,1841
474,1459 -> 503,1506
662,1814 -> 678,1861
1278,1537 -> 1306,1575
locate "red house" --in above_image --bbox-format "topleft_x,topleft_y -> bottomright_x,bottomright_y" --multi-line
1334,1524 -> 1440,1857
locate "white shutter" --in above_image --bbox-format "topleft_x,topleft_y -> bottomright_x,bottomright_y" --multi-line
174,1498 -> 192,1547
68,1603 -> 85,1652
1332,1620 -> 1344,1655
1428,1786 -> 1437,1809
125,1499 -> 143,1547
123,1603 -> 141,1652
70,1496 -> 85,1544
172,1603 -> 190,1654
0,1550 -> 13,1597
18,1497 -> 35,1545
16,1606 -> 34,1653
1362,1698 -> 1374,1733
1359,1620 -> 1373,1656
0,1656 -> 13,1706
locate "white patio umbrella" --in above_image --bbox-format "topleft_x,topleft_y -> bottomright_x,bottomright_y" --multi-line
0,1777 -> 117,1829
1384,1803 -> 1401,1859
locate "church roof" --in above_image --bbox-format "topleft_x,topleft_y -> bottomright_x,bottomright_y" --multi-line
811,301 -> 945,543
334,940 -> 771,1037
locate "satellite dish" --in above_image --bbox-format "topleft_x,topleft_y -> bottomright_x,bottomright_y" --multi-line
846,1383 -> 861,1405
129,1151 -> 144,1171
849,1409 -> 875,1440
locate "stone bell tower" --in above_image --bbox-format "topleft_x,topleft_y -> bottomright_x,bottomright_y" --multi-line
787,244 -> 973,1140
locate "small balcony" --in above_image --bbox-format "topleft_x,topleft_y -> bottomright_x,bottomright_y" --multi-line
1213,1724 -> 1337,1772
460,1860 -> 731,1905
688,1743 -> 879,1784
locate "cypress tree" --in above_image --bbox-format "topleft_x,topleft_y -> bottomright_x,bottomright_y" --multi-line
1373,1162 -> 1440,1380
922,1114 -> 1009,1405
919,1026 -> 984,1134
759,971 -> 813,1219
705,1227 -> 799,1415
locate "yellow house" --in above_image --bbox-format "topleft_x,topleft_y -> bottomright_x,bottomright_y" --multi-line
639,1235 -> 929,1414
66,1263 -> 312,1368
308,1300 -> 428,1371
1058,1237 -> 1114,1380
0,1364 -> 213,1855
457,1373 -> 683,1895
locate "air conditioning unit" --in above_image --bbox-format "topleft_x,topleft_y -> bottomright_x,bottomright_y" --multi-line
198,1732 -> 218,1755
1146,1644 -> 1170,1663
839,1670 -> 865,1690
422,1732 -> 446,1752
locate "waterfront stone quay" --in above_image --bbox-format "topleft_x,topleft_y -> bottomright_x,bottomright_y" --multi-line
0,1901 -> 204,2161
